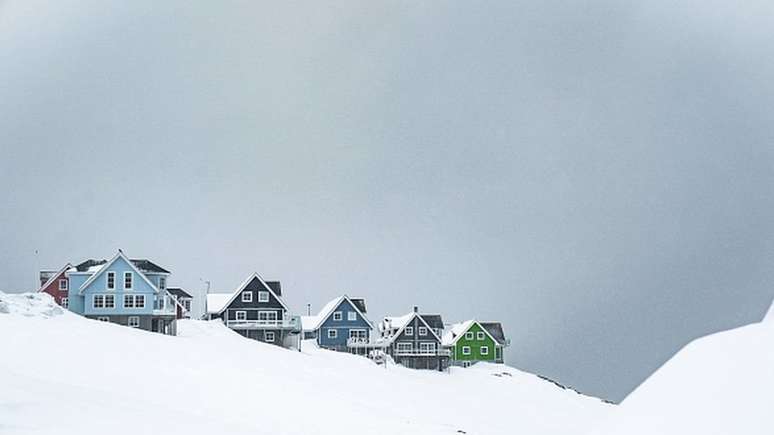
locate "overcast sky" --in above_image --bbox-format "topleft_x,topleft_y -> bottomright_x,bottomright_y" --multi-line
1,1 -> 773,402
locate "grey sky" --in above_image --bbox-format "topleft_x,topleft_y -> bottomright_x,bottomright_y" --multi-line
1,1 -> 773,402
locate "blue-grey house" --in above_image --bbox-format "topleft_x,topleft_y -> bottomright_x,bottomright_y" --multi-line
65,250 -> 180,334
301,295 -> 373,354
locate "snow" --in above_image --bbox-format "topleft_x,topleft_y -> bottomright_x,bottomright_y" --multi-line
592,305 -> 774,435
0,292 -> 612,435
442,320 -> 475,346
300,314 -> 318,331
205,292 -> 232,314
765,299 -> 774,322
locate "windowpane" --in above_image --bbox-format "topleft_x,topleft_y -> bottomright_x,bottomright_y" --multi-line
124,272 -> 132,289
107,273 -> 115,290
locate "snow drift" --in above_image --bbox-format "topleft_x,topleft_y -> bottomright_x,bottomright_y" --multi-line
0,292 -> 612,435
592,300 -> 774,435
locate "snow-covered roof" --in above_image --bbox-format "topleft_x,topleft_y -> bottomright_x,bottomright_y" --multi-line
301,315 -> 318,331
379,311 -> 443,344
442,320 -> 475,346
305,295 -> 373,331
380,312 -> 414,332
36,263 -> 73,293
206,293 -> 232,314
78,251 -> 159,294
205,272 -> 289,315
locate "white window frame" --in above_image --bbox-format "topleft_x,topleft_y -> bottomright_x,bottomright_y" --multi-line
104,294 -> 115,308
465,331 -> 474,340
396,342 -> 412,352
327,328 -> 337,339
97,316 -> 110,322
61,297 -> 69,309
128,316 -> 140,328
106,272 -> 115,290
159,276 -> 166,291
258,311 -> 278,321
418,326 -> 428,336
419,342 -> 436,353
405,326 -> 413,336
242,291 -> 253,303
124,294 -> 135,308
235,311 -> 247,321
462,346 -> 471,355
135,294 -> 145,308
333,311 -> 343,321
93,294 -> 105,308
265,331 -> 275,342
59,279 -> 68,291
477,331 -> 485,341
349,329 -> 367,339
257,291 -> 269,303
123,272 -> 133,290
480,346 -> 489,355
347,311 -> 357,321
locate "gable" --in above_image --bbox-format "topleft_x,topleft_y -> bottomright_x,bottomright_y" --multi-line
217,273 -> 289,313
318,298 -> 371,329
80,254 -> 157,295
393,314 -> 441,344
450,321 -> 498,347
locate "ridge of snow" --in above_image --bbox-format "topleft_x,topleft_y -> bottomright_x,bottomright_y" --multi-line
0,291 -> 64,317
1,292 -> 613,435
765,299 -> 774,323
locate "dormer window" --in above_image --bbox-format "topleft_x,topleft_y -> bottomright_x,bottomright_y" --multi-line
159,276 -> 166,291
242,291 -> 253,303
258,291 -> 269,303
59,279 -> 68,291
107,272 -> 115,290
124,272 -> 133,290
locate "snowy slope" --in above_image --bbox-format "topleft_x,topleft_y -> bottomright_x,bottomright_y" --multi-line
592,300 -> 774,435
0,292 -> 612,435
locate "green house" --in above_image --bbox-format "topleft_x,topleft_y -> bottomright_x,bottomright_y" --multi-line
442,320 -> 508,367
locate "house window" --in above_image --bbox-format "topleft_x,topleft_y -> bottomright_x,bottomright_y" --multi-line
159,277 -> 166,291
59,279 -> 68,291
258,291 -> 269,302
97,316 -> 110,322
348,311 -> 357,321
182,299 -> 191,311
93,295 -> 105,308
135,295 -> 145,308
462,346 -> 471,355
477,331 -> 485,341
61,297 -> 69,309
405,326 -> 413,336
419,342 -> 436,353
235,311 -> 247,321
418,327 -> 428,336
242,291 -> 253,303
465,331 -> 474,340
265,331 -> 275,342
396,342 -> 412,353
107,272 -> 115,290
333,311 -> 342,321
258,311 -> 277,322
124,295 -> 134,308
104,294 -> 115,308
128,316 -> 140,328
327,329 -> 337,339
349,329 -> 367,339
124,294 -> 144,309
480,346 -> 489,355
124,272 -> 133,290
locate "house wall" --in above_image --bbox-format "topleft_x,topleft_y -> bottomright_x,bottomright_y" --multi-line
452,323 -> 497,362
67,273 -> 89,314
393,316 -> 441,349
81,256 -> 156,316
317,299 -> 371,349
40,271 -> 69,306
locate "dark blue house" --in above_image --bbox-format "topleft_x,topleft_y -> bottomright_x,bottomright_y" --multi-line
302,295 -> 373,354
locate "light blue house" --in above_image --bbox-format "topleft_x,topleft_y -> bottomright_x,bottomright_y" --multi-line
66,250 -> 179,334
302,295 -> 373,354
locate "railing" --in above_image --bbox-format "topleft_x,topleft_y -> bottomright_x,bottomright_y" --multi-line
152,295 -> 176,315
346,337 -> 374,347
226,316 -> 301,331
394,348 -> 451,356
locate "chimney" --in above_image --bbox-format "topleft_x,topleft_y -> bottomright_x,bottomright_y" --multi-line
413,305 -> 418,313
307,303 -> 311,316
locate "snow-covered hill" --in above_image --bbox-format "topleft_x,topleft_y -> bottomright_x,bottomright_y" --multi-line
592,300 -> 774,435
0,292 -> 612,435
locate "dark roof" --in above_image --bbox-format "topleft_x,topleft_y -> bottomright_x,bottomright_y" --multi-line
74,259 -> 107,272
130,259 -> 170,274
480,322 -> 506,345
167,287 -> 192,299
350,298 -> 367,314
420,314 -> 444,330
265,281 -> 281,296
